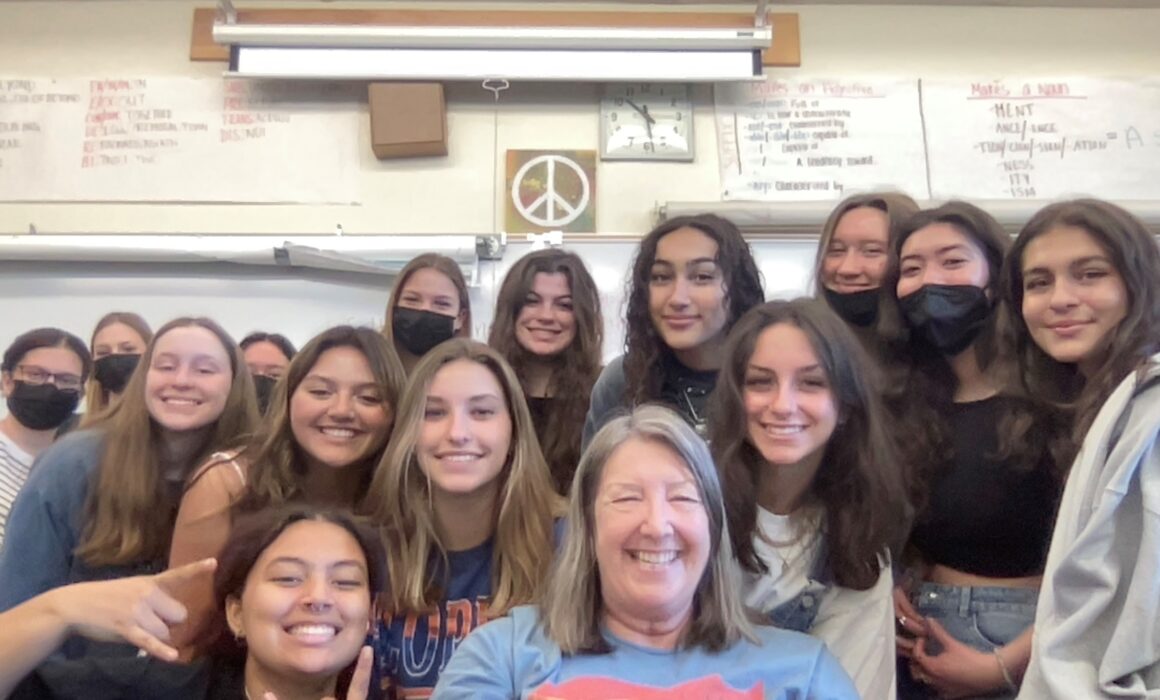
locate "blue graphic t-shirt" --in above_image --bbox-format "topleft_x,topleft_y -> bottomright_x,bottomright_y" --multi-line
373,538 -> 494,699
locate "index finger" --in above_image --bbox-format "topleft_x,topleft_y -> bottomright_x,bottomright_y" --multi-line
345,646 -> 373,700
155,558 -> 217,591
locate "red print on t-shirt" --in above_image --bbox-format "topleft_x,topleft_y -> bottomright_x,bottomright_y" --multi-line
530,675 -> 765,699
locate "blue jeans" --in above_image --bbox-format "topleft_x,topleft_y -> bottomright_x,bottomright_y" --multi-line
898,582 -> 1038,700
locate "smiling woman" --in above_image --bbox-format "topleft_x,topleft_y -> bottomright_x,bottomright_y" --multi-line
433,405 -> 858,699
0,318 -> 258,663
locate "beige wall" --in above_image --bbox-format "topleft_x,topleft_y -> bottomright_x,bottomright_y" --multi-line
1,1 -> 1158,235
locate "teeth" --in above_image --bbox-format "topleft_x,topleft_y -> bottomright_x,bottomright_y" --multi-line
288,624 -> 337,638
321,428 -> 356,439
634,551 -> 678,565
165,398 -> 198,405
443,454 -> 479,462
765,426 -> 804,436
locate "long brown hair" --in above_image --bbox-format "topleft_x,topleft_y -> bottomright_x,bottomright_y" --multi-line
813,191 -> 920,298
363,339 -> 561,615
623,214 -> 764,405
708,299 -> 911,589
382,254 -> 472,359
488,249 -> 603,491
82,312 -> 153,421
1000,199 -> 1160,460
234,326 -> 407,514
76,317 -> 259,567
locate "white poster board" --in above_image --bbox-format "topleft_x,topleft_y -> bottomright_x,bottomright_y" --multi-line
0,78 -> 360,204
922,78 -> 1160,200
714,78 -> 929,201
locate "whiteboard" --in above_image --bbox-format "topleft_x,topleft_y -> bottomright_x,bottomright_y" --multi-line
0,237 -> 819,419
0,78 -> 360,204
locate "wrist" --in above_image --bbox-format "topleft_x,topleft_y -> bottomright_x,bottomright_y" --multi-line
993,649 -> 1019,692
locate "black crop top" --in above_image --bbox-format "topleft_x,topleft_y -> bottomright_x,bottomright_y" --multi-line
909,396 -> 1061,578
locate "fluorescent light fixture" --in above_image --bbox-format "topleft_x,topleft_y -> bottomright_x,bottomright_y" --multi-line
230,46 -> 762,82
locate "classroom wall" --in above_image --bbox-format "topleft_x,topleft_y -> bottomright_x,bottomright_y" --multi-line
2,1 -> 1159,236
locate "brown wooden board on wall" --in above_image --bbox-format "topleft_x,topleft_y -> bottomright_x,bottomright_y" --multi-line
190,7 -> 801,68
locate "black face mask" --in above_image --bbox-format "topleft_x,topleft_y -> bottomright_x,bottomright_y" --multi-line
823,287 -> 880,327
6,381 -> 81,431
899,284 -> 992,356
392,307 -> 456,357
252,374 -> 278,415
93,354 -> 140,394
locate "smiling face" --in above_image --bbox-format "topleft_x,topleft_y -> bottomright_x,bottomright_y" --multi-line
896,223 -> 991,300
226,520 -> 370,688
290,346 -> 392,471
396,267 -> 464,332
743,323 -> 838,473
514,272 -> 576,358
143,325 -> 233,433
92,322 -> 147,360
1020,225 -> 1129,373
595,436 -> 710,639
417,358 -> 513,500
648,227 -> 729,368
822,206 -> 890,293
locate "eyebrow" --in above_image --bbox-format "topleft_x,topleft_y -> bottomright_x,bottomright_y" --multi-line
901,243 -> 972,261
746,363 -> 822,373
652,256 -> 718,267
1024,255 -> 1112,275
267,556 -> 367,570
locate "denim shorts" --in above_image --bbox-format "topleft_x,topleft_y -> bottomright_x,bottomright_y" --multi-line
898,582 -> 1038,700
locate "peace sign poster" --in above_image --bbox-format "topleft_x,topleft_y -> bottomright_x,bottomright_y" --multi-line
505,150 -> 596,233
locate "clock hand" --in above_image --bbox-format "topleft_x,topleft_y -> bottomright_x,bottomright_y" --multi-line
624,98 -> 657,125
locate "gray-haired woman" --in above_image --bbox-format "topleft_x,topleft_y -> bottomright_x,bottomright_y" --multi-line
433,405 -> 857,699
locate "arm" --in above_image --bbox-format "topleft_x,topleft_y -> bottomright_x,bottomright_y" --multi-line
0,559 -> 215,697
911,622 -> 1031,698
0,461 -> 81,611
168,459 -> 245,653
810,562 -> 897,700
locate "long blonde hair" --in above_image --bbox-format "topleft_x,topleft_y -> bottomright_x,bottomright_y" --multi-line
363,338 -> 560,615
76,317 -> 259,566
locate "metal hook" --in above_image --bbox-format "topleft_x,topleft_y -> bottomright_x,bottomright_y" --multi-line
481,78 -> 510,101
755,0 -> 770,28
218,0 -> 237,25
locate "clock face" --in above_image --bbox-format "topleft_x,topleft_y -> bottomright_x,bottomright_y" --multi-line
600,83 -> 694,162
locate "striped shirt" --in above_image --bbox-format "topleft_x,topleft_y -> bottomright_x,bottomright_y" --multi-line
0,430 -> 34,548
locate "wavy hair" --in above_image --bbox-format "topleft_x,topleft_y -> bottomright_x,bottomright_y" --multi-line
543,405 -> 756,654
363,339 -> 561,615
1000,198 -> 1160,459
488,249 -> 604,491
76,317 -> 259,566
81,312 -> 151,420
708,299 -> 911,588
623,214 -> 764,405
233,326 -> 406,514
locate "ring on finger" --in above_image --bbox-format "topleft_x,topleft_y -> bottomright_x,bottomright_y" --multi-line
898,615 -> 908,627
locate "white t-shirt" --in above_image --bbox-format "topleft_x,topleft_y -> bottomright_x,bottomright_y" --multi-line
746,505 -> 897,700
0,428 -> 35,548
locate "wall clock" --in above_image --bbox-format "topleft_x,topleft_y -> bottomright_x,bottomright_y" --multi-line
599,83 -> 694,162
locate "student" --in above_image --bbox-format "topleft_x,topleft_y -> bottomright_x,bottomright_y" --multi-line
0,328 -> 92,546
383,253 -> 472,374
167,326 -> 404,647
363,338 -> 561,698
998,199 -> 1160,698
488,249 -> 604,492
707,299 -> 909,699
434,405 -> 858,699
0,317 -> 258,661
814,192 -> 919,339
239,331 -> 297,415
582,214 -> 764,446
82,312 -> 152,423
881,203 -> 1063,698
1,505 -> 381,700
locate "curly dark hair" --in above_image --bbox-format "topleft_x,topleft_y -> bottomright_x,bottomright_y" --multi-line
623,214 -> 764,405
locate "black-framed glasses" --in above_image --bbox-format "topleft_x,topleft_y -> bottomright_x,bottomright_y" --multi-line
15,364 -> 83,392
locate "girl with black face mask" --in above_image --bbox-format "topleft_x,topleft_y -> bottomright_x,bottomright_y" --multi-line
81,312 -> 152,429
879,203 -> 1066,699
382,253 -> 472,374
0,328 -> 92,547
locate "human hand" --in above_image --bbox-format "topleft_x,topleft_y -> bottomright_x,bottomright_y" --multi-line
893,584 -> 926,658
909,618 -> 1006,698
47,558 -> 216,661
